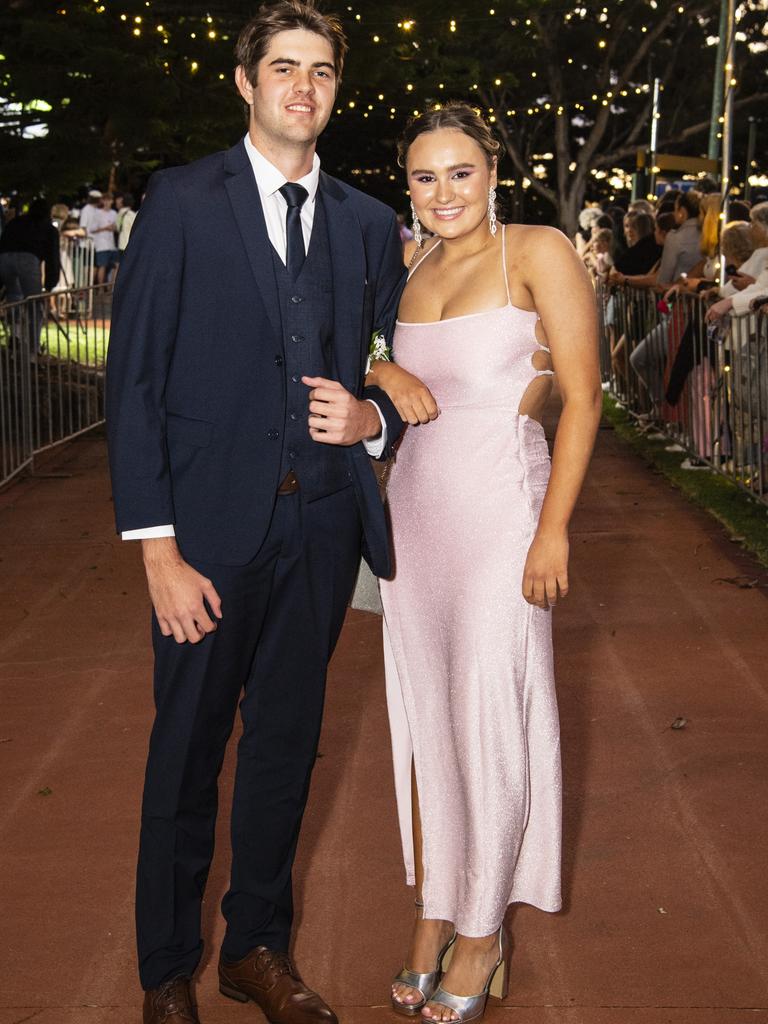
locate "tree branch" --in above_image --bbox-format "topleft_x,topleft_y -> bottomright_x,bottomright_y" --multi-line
577,2 -> 683,173
592,91 -> 768,168
489,102 -> 557,206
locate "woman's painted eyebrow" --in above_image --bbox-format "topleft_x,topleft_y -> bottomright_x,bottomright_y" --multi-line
409,163 -> 477,174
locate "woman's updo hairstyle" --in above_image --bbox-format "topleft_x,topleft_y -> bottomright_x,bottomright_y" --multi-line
397,101 -> 501,170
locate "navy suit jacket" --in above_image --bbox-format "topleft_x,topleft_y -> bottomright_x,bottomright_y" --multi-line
106,140 -> 406,574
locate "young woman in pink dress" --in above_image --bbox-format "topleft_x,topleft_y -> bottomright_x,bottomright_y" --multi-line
366,103 -> 601,1023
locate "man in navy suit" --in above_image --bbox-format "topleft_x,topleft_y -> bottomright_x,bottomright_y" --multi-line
106,4 -> 405,1022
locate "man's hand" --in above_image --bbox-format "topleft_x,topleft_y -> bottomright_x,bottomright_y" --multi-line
303,376 -> 382,445
142,537 -> 222,644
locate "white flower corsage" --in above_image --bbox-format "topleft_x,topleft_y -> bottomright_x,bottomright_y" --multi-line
365,328 -> 392,374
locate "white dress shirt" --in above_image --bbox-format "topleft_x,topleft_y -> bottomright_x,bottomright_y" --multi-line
122,137 -> 386,540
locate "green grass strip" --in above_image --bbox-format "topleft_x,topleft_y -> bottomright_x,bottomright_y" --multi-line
601,394 -> 768,568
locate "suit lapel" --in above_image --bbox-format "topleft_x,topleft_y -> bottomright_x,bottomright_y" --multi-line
320,172 -> 367,392
223,141 -> 282,341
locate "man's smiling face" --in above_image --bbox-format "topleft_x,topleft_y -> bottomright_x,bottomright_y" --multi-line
245,28 -> 337,150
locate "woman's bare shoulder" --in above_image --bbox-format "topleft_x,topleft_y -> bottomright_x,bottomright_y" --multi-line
507,223 -> 574,253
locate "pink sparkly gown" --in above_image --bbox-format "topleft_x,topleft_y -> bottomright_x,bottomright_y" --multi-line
380,226 -> 562,937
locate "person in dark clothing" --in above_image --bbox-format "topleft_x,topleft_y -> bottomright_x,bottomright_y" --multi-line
0,198 -> 60,298
614,211 -> 662,276
0,199 -> 59,353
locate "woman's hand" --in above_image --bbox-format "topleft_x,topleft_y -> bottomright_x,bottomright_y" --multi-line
731,272 -> 756,291
522,529 -> 569,610
706,297 -> 733,322
367,361 -> 439,425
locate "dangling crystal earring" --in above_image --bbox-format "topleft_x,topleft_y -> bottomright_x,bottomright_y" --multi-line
410,200 -> 423,248
488,186 -> 497,236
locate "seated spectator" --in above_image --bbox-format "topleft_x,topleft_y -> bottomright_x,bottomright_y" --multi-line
628,198 -> 655,217
612,211 -> 676,289
574,206 -> 602,256
611,211 -> 661,276
583,227 -> 614,282
722,200 -> 768,287
655,191 -> 702,287
697,176 -> 719,195
707,201 -> 768,319
728,199 -> 751,222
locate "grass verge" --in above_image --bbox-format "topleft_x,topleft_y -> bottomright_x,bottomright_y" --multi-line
602,394 -> 768,568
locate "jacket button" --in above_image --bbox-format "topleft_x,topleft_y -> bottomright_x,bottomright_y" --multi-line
291,374 -> 300,383
291,295 -> 303,304
291,334 -> 304,343
288,449 -> 297,459
267,429 -> 279,440
274,355 -> 284,366
290,412 -> 298,421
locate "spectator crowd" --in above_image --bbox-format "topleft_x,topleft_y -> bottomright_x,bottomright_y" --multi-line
0,189 -> 137,309
576,182 -> 768,482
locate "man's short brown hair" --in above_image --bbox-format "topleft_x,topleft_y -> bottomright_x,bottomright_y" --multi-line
235,0 -> 349,87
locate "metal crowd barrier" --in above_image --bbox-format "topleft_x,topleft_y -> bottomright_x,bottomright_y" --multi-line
56,237 -> 96,316
598,281 -> 768,504
0,283 -> 110,487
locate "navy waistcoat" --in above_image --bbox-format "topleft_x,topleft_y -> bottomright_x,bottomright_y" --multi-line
271,196 -> 352,502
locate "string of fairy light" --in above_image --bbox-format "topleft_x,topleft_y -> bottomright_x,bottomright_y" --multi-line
49,0 -> 753,196
52,1 -> 694,109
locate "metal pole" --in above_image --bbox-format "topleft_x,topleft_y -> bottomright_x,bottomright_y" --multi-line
719,0 -> 736,289
708,0 -> 728,161
649,77 -> 661,199
744,117 -> 756,202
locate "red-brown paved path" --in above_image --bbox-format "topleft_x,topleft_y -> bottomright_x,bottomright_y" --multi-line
1,424 -> 768,1024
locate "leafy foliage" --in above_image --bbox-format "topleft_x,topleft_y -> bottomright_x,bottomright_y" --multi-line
1,0 -> 766,227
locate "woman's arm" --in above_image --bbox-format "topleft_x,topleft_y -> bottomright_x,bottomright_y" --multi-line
620,267 -> 659,289
521,227 -> 603,609
365,360 -> 439,425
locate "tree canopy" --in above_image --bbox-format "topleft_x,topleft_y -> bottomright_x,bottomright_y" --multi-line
1,0 -> 766,230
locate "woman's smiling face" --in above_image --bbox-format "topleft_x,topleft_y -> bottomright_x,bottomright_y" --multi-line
407,128 -> 496,241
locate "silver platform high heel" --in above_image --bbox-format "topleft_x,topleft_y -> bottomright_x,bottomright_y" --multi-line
391,898 -> 456,1018
423,928 -> 509,1023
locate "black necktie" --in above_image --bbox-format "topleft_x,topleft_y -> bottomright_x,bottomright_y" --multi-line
279,182 -> 309,279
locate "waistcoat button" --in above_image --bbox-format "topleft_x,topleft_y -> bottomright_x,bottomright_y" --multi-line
291,374 -> 300,383
267,429 -> 279,440
291,334 -> 303,343
290,412 -> 298,421
274,355 -> 284,366
291,295 -> 303,304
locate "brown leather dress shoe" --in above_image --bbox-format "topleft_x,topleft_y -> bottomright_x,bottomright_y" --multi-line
143,977 -> 199,1023
219,946 -> 338,1024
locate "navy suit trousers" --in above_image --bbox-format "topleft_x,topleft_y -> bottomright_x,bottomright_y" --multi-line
135,486 -> 361,989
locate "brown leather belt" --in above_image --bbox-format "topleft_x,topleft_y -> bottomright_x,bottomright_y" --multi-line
276,469 -> 300,495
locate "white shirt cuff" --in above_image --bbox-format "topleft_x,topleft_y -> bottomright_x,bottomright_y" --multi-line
122,524 -> 176,540
362,400 -> 387,458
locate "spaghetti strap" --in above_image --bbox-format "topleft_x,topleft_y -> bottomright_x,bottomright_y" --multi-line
408,238 -> 442,280
501,224 -> 512,304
